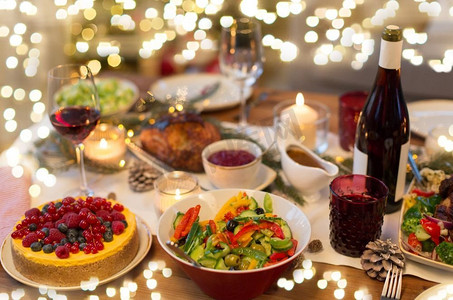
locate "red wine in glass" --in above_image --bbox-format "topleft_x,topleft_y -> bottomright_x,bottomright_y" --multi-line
50,106 -> 101,145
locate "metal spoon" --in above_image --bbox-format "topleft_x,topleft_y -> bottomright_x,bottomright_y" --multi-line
166,241 -> 202,268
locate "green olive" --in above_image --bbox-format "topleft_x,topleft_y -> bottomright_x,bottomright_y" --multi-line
239,259 -> 250,270
250,244 -> 265,253
224,254 -> 240,267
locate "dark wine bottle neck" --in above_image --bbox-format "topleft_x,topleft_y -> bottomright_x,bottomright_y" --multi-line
375,66 -> 401,86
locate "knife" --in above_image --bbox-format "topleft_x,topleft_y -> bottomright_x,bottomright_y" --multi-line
126,139 -> 174,174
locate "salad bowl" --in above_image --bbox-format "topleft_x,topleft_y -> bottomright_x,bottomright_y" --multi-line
157,189 -> 311,300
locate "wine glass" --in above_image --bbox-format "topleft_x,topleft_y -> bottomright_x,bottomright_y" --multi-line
47,64 -> 101,196
219,17 -> 264,130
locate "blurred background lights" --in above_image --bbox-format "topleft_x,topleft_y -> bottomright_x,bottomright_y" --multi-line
334,288 -> 346,299
317,279 -> 328,289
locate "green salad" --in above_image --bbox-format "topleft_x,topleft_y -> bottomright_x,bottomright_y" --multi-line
55,78 -> 136,115
169,192 -> 298,270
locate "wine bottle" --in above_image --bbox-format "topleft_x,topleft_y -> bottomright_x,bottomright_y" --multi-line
353,25 -> 410,214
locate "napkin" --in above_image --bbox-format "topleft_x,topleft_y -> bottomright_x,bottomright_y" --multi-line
0,167 -> 31,244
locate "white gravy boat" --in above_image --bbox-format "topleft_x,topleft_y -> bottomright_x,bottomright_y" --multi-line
278,135 -> 339,196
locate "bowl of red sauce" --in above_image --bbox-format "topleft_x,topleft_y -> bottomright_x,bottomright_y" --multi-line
202,139 -> 262,188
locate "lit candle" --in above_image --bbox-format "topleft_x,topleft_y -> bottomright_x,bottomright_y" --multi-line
154,171 -> 200,213
281,93 -> 319,149
84,123 -> 126,165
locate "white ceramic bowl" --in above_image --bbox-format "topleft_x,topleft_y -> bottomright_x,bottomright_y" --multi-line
157,189 -> 311,300
201,139 -> 262,189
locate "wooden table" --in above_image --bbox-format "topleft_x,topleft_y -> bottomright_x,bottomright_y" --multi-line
0,85 -> 436,299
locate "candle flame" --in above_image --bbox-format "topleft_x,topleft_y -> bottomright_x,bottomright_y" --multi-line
296,92 -> 305,106
99,138 -> 108,149
175,188 -> 181,200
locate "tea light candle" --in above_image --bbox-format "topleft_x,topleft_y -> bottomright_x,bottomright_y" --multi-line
281,93 -> 318,149
84,123 -> 126,165
154,171 -> 200,213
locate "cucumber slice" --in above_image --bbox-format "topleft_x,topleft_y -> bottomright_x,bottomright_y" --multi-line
215,258 -> 229,270
216,220 -> 227,232
249,197 -> 258,209
190,244 -> 205,261
233,224 -> 243,235
270,238 -> 293,251
238,209 -> 258,218
280,220 -> 292,239
198,256 -> 217,269
263,193 -> 273,213
173,212 -> 185,229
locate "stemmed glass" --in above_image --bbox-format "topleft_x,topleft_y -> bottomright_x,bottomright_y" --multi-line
47,64 -> 101,196
219,17 -> 264,130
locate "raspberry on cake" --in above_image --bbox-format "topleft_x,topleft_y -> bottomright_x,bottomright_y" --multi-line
10,196 -> 139,287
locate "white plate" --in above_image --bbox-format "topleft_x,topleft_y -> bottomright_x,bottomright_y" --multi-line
415,283 -> 453,299
0,216 -> 152,291
97,78 -> 140,116
150,73 -> 252,112
196,163 -> 277,191
408,99 -> 453,138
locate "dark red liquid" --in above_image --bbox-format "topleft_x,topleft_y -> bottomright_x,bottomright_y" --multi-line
329,193 -> 385,257
208,150 -> 255,167
339,91 -> 367,152
50,106 -> 100,144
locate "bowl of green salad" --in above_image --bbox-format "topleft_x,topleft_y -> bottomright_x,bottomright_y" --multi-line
157,189 -> 311,300
55,77 -> 139,116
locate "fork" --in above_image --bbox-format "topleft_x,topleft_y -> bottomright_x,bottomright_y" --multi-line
381,267 -> 403,300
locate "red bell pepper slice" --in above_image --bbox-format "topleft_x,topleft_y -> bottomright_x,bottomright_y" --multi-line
287,239 -> 298,256
236,206 -> 248,214
232,224 -> 259,243
258,221 -> 285,239
412,188 -> 435,198
181,205 -> 201,236
225,231 -> 238,248
269,252 -> 288,261
224,211 -> 235,221
172,207 -> 194,241
209,220 -> 216,234
420,218 -> 441,245
408,233 -> 422,252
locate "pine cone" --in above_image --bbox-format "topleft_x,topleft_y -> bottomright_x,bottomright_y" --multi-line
128,161 -> 161,192
360,239 -> 405,281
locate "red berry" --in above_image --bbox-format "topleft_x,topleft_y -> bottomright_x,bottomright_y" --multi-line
95,241 -> 104,250
96,210 -> 110,221
43,237 -> 52,244
64,242 -> 72,249
52,214 -> 60,221
113,203 -> 124,212
39,216 -> 45,224
79,219 -> 89,229
36,230 -> 46,239
63,212 -> 81,228
25,208 -> 40,219
94,233 -> 103,241
47,206 -> 56,214
111,212 -> 125,221
112,221 -> 125,235
11,230 -> 22,239
79,209 -> 89,219
43,221 -> 54,229
87,213 -> 98,225
91,247 -> 98,254
62,197 -> 74,206
22,233 -> 38,247
55,246 -> 70,259
16,224 -> 23,230
83,230 -> 93,241
48,228 -> 65,243
99,225 -> 106,234
21,218 -> 29,226
70,245 -> 79,254
73,204 -> 81,213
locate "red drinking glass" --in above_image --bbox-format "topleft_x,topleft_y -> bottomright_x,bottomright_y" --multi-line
329,174 -> 388,257
338,91 -> 368,151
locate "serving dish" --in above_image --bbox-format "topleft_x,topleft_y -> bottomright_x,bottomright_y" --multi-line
398,173 -> 453,272
0,216 -> 152,291
150,73 -> 252,112
408,99 -> 453,138
157,189 -> 311,300
415,282 -> 453,299
55,77 -> 139,117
